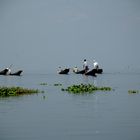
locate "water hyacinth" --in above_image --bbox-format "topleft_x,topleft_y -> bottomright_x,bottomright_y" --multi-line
0,86 -> 41,97
54,83 -> 62,86
128,90 -> 139,94
61,84 -> 112,94
40,83 -> 48,85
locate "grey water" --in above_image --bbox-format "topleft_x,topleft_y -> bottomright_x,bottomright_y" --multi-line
0,72 -> 140,140
0,0 -> 140,139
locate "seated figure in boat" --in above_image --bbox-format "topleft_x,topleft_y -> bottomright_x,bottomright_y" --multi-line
5,67 -> 11,75
57,67 -> 63,73
93,60 -> 99,70
73,66 -> 79,73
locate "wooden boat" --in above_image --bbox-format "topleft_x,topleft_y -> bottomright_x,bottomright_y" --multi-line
85,69 -> 97,76
0,69 -> 23,76
73,68 -> 96,76
58,69 -> 69,74
93,69 -> 103,74
74,69 -> 85,74
0,69 -> 8,75
10,70 -> 23,76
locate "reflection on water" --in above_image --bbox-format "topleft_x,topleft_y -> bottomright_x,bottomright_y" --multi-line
0,73 -> 140,140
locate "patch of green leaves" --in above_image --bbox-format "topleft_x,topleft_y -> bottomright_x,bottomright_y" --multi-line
0,86 -> 42,97
128,90 -> 139,94
61,84 -> 112,94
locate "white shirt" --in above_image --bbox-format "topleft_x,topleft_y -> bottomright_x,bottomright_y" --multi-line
93,62 -> 98,69
73,67 -> 78,72
6,68 -> 11,75
83,61 -> 88,68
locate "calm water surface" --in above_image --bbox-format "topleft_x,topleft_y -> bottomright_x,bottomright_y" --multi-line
0,72 -> 140,140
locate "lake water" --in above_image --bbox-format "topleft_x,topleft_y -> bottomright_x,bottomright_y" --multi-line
0,72 -> 140,140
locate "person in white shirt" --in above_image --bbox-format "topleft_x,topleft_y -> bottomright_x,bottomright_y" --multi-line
93,60 -> 99,70
83,59 -> 89,72
5,68 -> 11,75
73,66 -> 79,73
57,67 -> 62,73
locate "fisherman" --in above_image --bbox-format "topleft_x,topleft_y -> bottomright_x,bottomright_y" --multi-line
73,66 -> 79,73
83,59 -> 89,72
57,66 -> 62,73
93,60 -> 99,70
5,67 -> 11,75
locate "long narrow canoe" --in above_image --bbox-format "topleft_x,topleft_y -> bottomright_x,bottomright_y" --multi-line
74,69 -> 85,74
10,70 -> 23,76
0,69 -> 23,76
74,69 -> 96,76
85,69 -> 97,76
59,69 -> 69,74
93,69 -> 103,74
0,69 -> 8,75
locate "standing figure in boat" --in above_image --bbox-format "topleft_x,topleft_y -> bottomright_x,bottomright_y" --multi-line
83,59 -> 89,73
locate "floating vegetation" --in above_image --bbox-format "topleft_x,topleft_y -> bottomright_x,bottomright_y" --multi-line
40,83 -> 62,86
40,83 -> 48,85
128,90 -> 139,94
61,84 -> 112,94
54,83 -> 62,86
0,86 -> 42,97
43,95 -> 47,99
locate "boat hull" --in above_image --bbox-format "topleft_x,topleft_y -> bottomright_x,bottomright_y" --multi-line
74,69 -> 97,76
0,69 -> 8,75
10,70 -> 23,76
74,69 -> 85,74
59,69 -> 69,74
93,69 -> 103,74
0,69 -> 23,76
85,69 -> 96,76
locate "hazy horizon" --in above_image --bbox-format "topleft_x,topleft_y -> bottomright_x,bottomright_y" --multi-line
0,0 -> 140,73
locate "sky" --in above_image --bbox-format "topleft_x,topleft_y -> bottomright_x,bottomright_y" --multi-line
0,0 -> 140,73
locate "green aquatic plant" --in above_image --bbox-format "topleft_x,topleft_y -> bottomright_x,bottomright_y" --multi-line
40,83 -> 48,85
54,83 -> 62,86
0,86 -> 42,97
61,84 -> 112,94
128,90 -> 139,94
